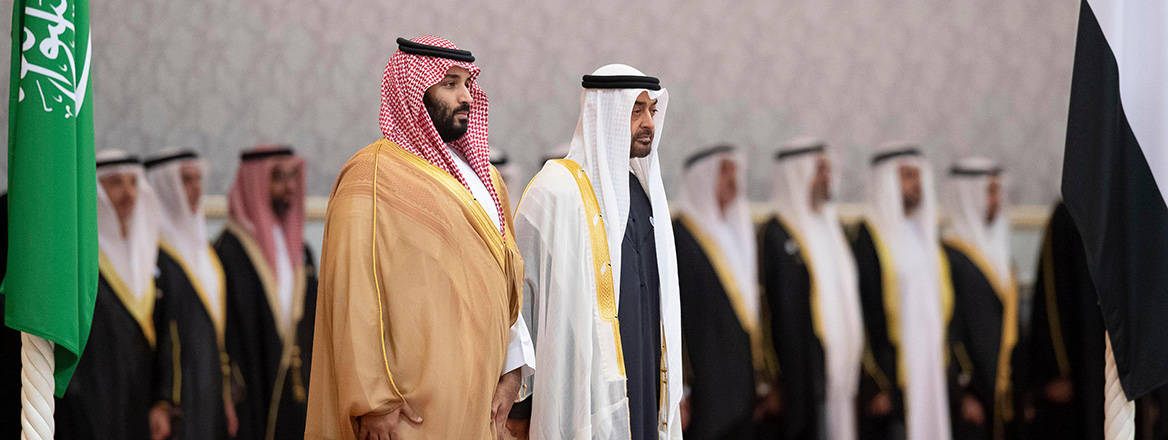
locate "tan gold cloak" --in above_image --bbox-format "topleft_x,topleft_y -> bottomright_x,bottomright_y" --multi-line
306,139 -> 523,439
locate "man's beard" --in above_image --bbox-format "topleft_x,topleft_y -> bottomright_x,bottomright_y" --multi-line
272,198 -> 290,219
629,127 -> 654,157
424,95 -> 470,143
902,196 -> 921,215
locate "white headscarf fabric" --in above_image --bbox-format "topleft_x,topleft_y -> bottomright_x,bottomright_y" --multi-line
677,147 -> 759,322
943,157 -> 1011,286
96,149 -> 161,301
145,148 -> 223,319
564,64 -> 674,305
771,138 -> 863,440
863,144 -> 951,440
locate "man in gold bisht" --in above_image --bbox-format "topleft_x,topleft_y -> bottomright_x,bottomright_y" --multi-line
306,35 -> 534,439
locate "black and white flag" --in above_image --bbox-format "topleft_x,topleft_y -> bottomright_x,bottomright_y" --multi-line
1062,0 -> 1168,400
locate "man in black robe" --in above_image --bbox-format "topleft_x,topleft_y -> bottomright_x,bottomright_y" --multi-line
762,139 -> 865,440
147,149 -> 238,439
1016,201 -> 1104,439
56,150 -> 165,440
623,171 -> 664,439
941,158 -> 1020,439
673,145 -> 759,439
214,146 -> 317,440
852,146 -> 954,440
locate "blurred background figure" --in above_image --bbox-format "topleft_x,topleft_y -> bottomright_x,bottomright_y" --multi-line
851,146 -> 952,440
762,138 -> 864,440
491,148 -> 524,213
941,158 -> 1019,439
673,145 -> 761,439
57,150 -> 162,440
146,148 -> 238,439
1017,201 -> 1104,440
214,146 -> 317,440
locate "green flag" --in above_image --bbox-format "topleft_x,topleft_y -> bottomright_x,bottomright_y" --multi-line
3,0 -> 97,397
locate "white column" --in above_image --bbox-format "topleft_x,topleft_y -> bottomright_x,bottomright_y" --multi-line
1104,331 -> 1135,440
20,333 -> 55,440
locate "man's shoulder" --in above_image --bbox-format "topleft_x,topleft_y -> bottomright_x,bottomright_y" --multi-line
332,139 -> 437,197
761,215 -> 791,239
940,239 -> 978,272
154,247 -> 180,273
519,161 -> 583,205
338,139 -> 406,174
851,218 -> 876,244
213,226 -> 244,252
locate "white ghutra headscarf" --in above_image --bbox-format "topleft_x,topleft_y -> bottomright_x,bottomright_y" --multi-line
145,148 -> 223,321
943,156 -> 1011,286
96,149 -> 161,301
676,145 -> 759,326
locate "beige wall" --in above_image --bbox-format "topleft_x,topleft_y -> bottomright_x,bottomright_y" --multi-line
1,0 -> 1078,207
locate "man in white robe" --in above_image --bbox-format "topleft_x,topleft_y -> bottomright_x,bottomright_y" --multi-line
760,138 -> 864,440
851,146 -> 954,440
513,64 -> 683,439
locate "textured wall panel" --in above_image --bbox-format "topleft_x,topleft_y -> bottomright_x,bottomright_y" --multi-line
0,0 -> 1078,204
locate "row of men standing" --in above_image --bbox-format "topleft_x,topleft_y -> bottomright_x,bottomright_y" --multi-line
6,33 -> 1139,440
0,141 -> 1122,440
300,36 -> 1117,440
51,146 -> 318,440
672,139 -> 1123,440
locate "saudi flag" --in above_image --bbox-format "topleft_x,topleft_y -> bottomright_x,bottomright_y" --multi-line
1062,0 -> 1168,401
3,0 -> 97,397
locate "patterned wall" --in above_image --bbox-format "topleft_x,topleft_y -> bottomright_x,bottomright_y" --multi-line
0,0 -> 1079,205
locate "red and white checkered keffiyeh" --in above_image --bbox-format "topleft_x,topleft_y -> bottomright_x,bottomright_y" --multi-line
379,35 -> 504,236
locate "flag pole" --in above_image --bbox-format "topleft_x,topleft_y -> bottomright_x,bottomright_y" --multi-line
1104,331 -> 1134,440
19,333 -> 54,440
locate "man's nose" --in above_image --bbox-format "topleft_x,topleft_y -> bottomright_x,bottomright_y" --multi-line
458,87 -> 473,106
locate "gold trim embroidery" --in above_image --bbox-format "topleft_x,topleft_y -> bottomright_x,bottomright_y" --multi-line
944,238 -> 1019,428
552,159 -> 626,378
677,214 -> 760,340
158,241 -> 227,348
98,252 -> 156,347
1040,224 -> 1072,377
381,140 -> 506,269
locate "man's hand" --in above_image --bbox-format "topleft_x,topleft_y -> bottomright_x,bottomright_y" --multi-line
1045,378 -> 1074,404
491,369 -> 523,439
224,394 -> 239,437
357,401 -> 422,440
680,396 -> 691,430
149,402 -> 172,440
867,392 -> 892,417
754,387 -> 782,421
961,394 -> 986,425
505,418 -> 530,440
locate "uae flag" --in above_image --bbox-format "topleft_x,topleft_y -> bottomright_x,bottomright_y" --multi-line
1062,0 -> 1168,401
